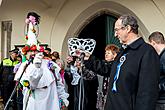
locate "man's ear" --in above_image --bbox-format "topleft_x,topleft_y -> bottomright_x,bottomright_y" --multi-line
149,40 -> 157,46
126,25 -> 131,33
151,40 -> 156,45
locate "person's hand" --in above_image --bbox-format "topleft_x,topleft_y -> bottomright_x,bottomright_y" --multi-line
33,52 -> 43,68
63,99 -> 69,107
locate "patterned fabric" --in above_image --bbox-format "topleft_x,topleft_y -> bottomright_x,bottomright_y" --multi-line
70,65 -> 81,85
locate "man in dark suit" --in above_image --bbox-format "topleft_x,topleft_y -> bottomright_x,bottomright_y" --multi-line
148,31 -> 165,110
84,14 -> 160,110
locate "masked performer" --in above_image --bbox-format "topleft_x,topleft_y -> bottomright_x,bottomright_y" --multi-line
14,12 -> 69,110
65,38 -> 98,110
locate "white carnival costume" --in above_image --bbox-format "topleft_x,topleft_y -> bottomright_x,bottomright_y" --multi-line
14,12 -> 69,110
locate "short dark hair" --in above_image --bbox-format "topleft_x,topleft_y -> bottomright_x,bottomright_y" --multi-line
52,51 -> 60,59
148,31 -> 165,44
119,14 -> 139,34
45,48 -> 51,52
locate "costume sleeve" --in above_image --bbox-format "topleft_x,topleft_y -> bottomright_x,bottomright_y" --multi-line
135,48 -> 159,110
84,55 -> 112,77
54,63 -> 69,100
28,65 -> 43,90
20,64 -> 43,90
14,62 -> 27,81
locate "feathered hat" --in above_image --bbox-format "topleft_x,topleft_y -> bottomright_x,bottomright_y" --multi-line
21,12 -> 44,61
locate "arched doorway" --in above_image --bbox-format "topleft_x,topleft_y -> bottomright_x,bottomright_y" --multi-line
62,1 -> 149,60
79,14 -> 120,59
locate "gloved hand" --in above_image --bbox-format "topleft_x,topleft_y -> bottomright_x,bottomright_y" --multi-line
33,52 -> 43,68
62,99 -> 69,107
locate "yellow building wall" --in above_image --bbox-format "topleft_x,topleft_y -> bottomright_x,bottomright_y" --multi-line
0,0 -> 165,61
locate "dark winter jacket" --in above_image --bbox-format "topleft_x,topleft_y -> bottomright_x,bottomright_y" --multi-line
158,48 -> 165,103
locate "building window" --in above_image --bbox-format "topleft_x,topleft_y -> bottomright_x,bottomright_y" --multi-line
1,20 -> 12,59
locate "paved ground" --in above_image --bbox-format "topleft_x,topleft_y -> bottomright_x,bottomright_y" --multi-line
0,97 -> 4,110
0,98 -> 69,110
0,101 -> 4,110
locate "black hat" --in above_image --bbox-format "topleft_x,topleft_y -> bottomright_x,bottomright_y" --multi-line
45,48 -> 51,52
9,48 -> 19,54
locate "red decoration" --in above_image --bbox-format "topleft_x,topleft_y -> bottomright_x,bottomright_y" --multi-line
22,47 -> 27,55
25,35 -> 28,40
40,46 -> 44,52
30,45 -> 37,51
24,45 -> 30,51
22,45 -> 30,55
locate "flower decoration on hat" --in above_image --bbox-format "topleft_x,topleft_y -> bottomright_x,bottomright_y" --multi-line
22,12 -> 44,55
21,12 -> 44,62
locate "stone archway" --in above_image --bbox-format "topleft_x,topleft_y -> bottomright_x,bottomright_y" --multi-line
62,1 -> 149,59
0,0 -> 2,6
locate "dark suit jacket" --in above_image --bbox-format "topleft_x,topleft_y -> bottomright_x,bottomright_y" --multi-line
85,37 -> 160,110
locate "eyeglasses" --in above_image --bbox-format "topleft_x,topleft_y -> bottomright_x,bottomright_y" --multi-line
114,27 -> 125,32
